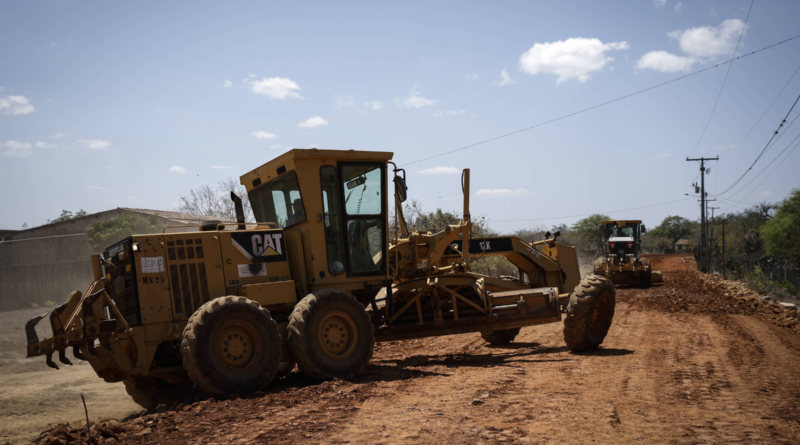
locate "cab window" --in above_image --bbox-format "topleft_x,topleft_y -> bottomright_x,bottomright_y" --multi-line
339,163 -> 385,275
248,171 -> 306,228
320,166 -> 345,274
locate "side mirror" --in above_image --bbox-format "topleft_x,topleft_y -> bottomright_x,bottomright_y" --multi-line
641,225 -> 647,233
394,174 -> 408,203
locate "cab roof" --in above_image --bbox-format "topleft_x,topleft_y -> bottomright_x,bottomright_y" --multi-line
240,148 -> 394,191
600,220 -> 642,225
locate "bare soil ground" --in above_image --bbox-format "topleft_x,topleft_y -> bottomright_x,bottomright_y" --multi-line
0,308 -> 140,444
16,254 -> 800,444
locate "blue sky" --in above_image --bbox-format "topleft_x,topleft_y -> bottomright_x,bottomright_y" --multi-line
2,0 -> 799,232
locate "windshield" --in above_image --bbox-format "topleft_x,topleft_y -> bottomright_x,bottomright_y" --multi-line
248,171 -> 306,228
612,225 -> 635,238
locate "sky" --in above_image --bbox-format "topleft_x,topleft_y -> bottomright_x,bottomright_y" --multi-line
2,0 -> 800,233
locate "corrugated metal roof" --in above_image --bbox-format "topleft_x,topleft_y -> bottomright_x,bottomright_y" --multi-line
676,239 -> 690,245
120,208 -> 236,224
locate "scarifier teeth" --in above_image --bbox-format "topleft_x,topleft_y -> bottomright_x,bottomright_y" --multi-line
58,349 -> 73,366
73,346 -> 87,361
45,353 -> 59,370
25,312 -> 47,358
87,341 -> 99,357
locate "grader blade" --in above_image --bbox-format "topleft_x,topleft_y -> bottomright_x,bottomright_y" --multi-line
25,313 -> 47,358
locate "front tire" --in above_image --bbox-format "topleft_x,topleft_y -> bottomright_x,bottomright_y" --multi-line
563,275 -> 616,352
480,328 -> 521,345
287,289 -> 374,380
123,376 -> 192,411
181,296 -> 281,396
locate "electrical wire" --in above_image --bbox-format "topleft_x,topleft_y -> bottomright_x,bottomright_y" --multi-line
714,93 -> 800,196
721,61 -> 800,156
400,33 -> 800,167
731,133 -> 800,201
488,197 -> 695,223
688,0 -> 754,157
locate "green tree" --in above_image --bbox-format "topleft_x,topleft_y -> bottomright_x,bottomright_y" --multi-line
648,215 -> 694,250
48,209 -> 88,224
176,177 -> 254,222
85,212 -> 165,252
568,214 -> 610,254
762,189 -> 800,268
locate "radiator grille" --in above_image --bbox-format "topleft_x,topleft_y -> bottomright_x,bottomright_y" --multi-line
166,238 -> 210,317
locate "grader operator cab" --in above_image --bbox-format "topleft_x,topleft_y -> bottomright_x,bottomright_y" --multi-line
593,220 -> 663,286
24,149 -> 616,410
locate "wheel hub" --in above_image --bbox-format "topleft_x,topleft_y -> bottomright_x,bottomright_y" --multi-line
215,321 -> 260,373
318,310 -> 358,360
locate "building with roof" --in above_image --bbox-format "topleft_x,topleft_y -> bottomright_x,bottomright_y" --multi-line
0,208 -> 233,312
675,239 -> 691,252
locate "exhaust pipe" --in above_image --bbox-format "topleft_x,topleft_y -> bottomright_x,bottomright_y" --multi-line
231,192 -> 246,230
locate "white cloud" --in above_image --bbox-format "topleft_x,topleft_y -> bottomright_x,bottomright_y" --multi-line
298,116 -> 328,128
652,150 -> 673,159
365,101 -> 385,110
519,38 -> 629,84
210,165 -> 232,169
675,2 -> 684,12
169,166 -> 186,174
34,141 -> 57,148
247,76 -> 303,100
494,68 -> 516,86
223,79 -> 232,88
466,73 -> 479,81
51,133 -> 65,139
2,140 -> 32,157
637,19 -> 746,73
710,7 -> 717,17
78,139 -> 111,149
669,19 -> 746,58
762,190 -> 774,197
433,110 -> 467,118
270,144 -> 293,150
653,0 -> 666,7
636,51 -> 696,72
419,166 -> 460,175
336,96 -> 355,108
398,85 -> 438,108
476,188 -> 533,198
0,95 -> 35,115
252,131 -> 278,140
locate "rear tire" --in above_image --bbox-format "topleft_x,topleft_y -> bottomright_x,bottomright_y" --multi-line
480,328 -> 521,345
288,289 -> 374,380
181,296 -> 281,396
123,376 -> 192,411
563,275 -> 616,352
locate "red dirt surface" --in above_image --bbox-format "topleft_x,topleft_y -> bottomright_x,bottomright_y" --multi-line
37,254 -> 800,444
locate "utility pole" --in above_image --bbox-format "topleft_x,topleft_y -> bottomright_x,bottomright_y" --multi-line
687,156 -> 718,272
722,220 -> 726,278
708,205 -> 719,272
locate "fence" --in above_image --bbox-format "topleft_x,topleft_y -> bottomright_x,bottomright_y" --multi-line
711,257 -> 800,292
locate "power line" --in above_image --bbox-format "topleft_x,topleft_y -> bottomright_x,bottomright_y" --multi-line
401,33 -> 800,167
688,0 -> 754,157
732,133 -> 800,201
488,197 -> 694,224
721,61 -> 800,156
715,93 -> 800,196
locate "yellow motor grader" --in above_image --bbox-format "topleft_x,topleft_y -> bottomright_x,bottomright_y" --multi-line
25,149 -> 616,410
593,220 -> 663,286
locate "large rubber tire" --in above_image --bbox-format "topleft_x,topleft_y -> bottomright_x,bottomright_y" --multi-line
181,296 -> 281,396
287,289 -> 374,380
123,376 -> 193,411
276,360 -> 296,378
480,328 -> 521,345
563,275 -> 616,352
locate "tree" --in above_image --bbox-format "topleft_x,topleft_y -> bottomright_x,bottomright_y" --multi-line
648,215 -> 694,250
85,212 -> 165,252
568,214 -> 611,254
176,178 -> 254,222
48,209 -> 88,224
762,189 -> 800,268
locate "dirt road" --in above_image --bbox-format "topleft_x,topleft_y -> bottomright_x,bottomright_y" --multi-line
22,255 -> 800,444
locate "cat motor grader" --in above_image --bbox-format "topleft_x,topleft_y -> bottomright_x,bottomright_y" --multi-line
593,220 -> 663,286
25,149 -> 616,409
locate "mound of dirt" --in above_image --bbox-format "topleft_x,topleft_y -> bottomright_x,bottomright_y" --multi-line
623,255 -> 800,333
